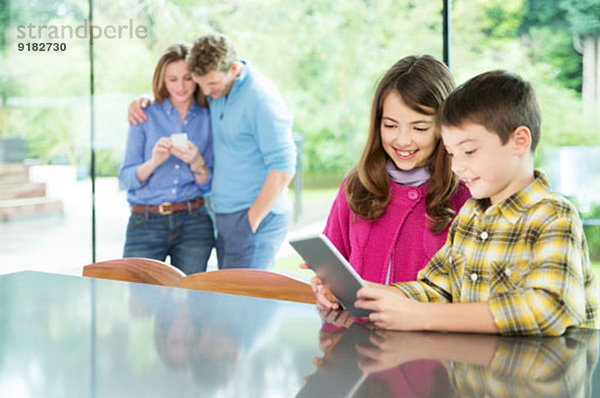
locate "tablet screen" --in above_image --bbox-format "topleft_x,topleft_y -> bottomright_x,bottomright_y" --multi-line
289,234 -> 372,317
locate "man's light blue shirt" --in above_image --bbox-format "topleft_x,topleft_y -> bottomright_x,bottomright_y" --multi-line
119,99 -> 213,205
208,61 -> 296,214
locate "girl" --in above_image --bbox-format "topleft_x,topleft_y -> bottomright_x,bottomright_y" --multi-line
315,55 -> 470,308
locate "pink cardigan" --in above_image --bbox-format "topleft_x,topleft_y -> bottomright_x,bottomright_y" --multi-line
323,180 -> 471,284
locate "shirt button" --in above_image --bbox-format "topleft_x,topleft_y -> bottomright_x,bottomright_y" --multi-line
408,190 -> 419,200
504,268 -> 512,277
184,121 -> 188,125
470,273 -> 478,282
480,231 -> 488,240
173,179 -> 178,184
171,188 -> 176,194
174,164 -> 180,169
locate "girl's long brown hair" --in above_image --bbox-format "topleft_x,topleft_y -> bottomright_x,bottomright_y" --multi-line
345,55 -> 458,233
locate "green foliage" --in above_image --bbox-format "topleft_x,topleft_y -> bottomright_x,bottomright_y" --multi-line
480,0 -> 526,39
574,202 -> 600,261
560,0 -> 600,36
522,0 -> 582,92
583,202 -> 600,219
453,0 -> 600,151
454,0 -> 526,54
535,84 -> 600,147
203,0 -> 444,175
526,27 -> 582,92
93,149 -> 119,176
303,171 -> 346,189
9,107 -> 78,163
524,0 -> 600,37
0,0 -> 9,49
6,0 -> 85,26
303,127 -> 355,174
1,0 -> 599,181
522,0 -> 565,31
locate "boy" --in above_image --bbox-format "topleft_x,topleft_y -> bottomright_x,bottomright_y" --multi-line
318,70 -> 598,336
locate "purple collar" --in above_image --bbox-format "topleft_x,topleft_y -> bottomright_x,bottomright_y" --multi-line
386,158 -> 430,186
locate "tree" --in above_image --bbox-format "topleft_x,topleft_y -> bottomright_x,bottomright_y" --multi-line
521,0 -> 582,92
560,0 -> 600,113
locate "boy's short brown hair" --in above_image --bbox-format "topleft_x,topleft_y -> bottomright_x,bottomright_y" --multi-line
187,33 -> 237,76
437,70 -> 541,152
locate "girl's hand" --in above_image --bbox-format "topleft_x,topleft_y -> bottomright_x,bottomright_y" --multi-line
318,308 -> 354,328
310,275 -> 341,311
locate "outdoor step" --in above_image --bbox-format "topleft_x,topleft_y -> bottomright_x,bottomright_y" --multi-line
0,182 -> 46,200
0,163 -> 30,183
0,197 -> 63,221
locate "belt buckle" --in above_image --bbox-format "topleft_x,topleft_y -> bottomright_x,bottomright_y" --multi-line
158,202 -> 173,215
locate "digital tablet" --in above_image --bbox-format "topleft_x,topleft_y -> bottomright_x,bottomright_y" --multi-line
289,234 -> 372,317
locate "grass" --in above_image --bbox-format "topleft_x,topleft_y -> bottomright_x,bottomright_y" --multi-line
288,187 -> 338,201
287,187 -> 338,228
273,187 -> 339,281
274,253 -> 314,281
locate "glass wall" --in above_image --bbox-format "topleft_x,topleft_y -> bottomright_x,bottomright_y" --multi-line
2,0 -> 598,273
1,0 -> 92,274
0,0 -> 444,273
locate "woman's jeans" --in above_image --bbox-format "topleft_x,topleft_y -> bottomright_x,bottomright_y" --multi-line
123,206 -> 215,275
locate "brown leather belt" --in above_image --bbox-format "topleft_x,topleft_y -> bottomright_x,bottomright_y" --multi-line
130,198 -> 205,215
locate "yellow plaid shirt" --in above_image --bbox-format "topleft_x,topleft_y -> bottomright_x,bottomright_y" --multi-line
394,171 -> 599,336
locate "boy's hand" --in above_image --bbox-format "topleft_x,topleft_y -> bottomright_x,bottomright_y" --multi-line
128,97 -> 151,125
355,330 -> 424,373
355,286 -> 420,330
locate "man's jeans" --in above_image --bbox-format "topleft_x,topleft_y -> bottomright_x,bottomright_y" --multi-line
123,206 -> 215,275
215,209 -> 290,269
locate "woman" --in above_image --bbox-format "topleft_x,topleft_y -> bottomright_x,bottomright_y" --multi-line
314,55 -> 470,308
118,43 -> 214,275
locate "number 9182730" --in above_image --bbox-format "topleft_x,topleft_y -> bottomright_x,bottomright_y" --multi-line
17,42 -> 67,52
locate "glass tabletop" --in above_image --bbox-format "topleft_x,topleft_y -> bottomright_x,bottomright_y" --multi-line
0,271 -> 321,397
302,320 -> 599,398
0,271 -> 598,398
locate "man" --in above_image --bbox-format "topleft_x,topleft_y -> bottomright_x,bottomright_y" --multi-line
130,33 -> 296,269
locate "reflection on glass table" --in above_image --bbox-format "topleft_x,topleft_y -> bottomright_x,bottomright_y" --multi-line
2,271 -> 598,398
0,271 -> 321,397
130,282 -> 284,394
302,311 -> 599,398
